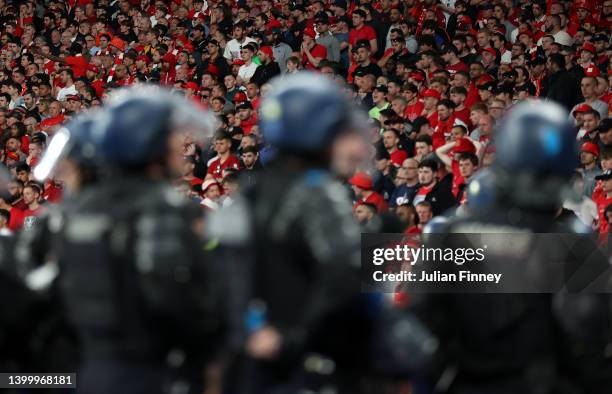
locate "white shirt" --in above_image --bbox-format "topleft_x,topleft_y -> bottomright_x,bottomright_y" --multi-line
238,62 -> 259,83
223,37 -> 257,60
57,84 -> 78,101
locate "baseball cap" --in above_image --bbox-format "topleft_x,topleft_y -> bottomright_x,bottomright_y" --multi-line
581,141 -> 600,157
592,33 -> 608,42
303,27 -> 316,39
236,101 -> 253,111
481,47 -> 497,57
374,84 -> 388,94
86,64 -> 100,74
333,0 -> 347,9
183,81 -> 199,91
595,169 -> 612,181
354,39 -> 371,50
201,179 -> 221,193
421,88 -> 441,100
233,91 -> 247,103
409,71 -> 425,82
579,42 -> 596,55
349,172 -> 373,190
314,12 -> 329,24
572,103 -> 593,117
259,46 -> 274,60
477,81 -> 495,91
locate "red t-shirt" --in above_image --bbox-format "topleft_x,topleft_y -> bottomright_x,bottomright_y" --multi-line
594,191 -> 612,236
21,206 -> 46,230
7,207 -> 23,231
349,25 -> 377,47
390,149 -> 408,167
357,191 -> 389,213
207,154 -> 241,181
404,101 -> 424,122
435,115 -> 456,138
446,61 -> 469,75
303,44 -> 327,70
65,56 -> 89,78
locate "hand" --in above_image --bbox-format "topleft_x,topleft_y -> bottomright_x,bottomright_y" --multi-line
183,143 -> 196,156
246,325 -> 282,360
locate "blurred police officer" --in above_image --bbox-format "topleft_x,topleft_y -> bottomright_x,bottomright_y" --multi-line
209,73 -> 374,394
45,88 -> 221,394
413,101 -> 612,394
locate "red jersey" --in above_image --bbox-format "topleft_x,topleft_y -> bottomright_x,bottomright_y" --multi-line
21,206 -> 46,230
404,100 -> 424,122
7,207 -> 23,231
434,115 -> 456,139
303,44 -> 327,70
206,154 -> 241,181
446,61 -> 469,75
365,192 -> 389,213
348,25 -> 377,47
390,149 -> 408,167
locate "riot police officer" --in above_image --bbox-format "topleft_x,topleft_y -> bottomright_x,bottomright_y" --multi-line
47,87 -> 221,394
412,101 -> 612,394
208,73 -> 376,394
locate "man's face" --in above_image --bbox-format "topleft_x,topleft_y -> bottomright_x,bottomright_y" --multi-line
238,108 -> 252,120
469,64 -> 483,80
418,166 -> 434,185
416,204 -> 432,224
29,144 -> 42,157
214,138 -> 231,154
580,151 -> 597,165
356,47 -> 369,63
17,170 -> 29,183
451,126 -> 466,141
233,26 -> 244,40
415,142 -> 431,158
604,178 -> 612,193
423,96 -> 437,111
352,13 -> 363,27
459,158 -> 476,178
246,84 -> 259,99
49,102 -> 61,117
437,105 -> 451,121
242,151 -> 257,167
601,129 -> 612,145
581,78 -> 596,99
8,181 -> 21,198
204,184 -> 221,201
583,114 -> 599,132
241,48 -> 253,62
478,115 -> 493,134
382,131 -> 398,149
396,205 -> 413,224
477,32 -> 489,48
6,138 -> 19,152
22,187 -> 38,205
0,96 -> 8,108
391,99 -> 405,115
353,204 -> 372,223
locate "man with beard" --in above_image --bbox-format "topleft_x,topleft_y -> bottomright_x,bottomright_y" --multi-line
271,28 -> 293,74
250,46 -> 280,87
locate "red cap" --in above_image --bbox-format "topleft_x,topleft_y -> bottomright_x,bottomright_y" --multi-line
580,42 -> 596,55
233,91 -> 247,103
201,179 -> 221,193
409,71 -> 425,82
183,81 -> 199,91
477,74 -> 494,85
232,59 -> 245,66
109,37 -> 125,51
581,141 -> 600,157
260,46 -> 274,60
572,103 -> 593,116
453,137 -> 476,154
349,172 -> 373,190
421,88 -> 441,100
481,47 -> 497,57
304,27 -> 316,39
86,64 -> 100,73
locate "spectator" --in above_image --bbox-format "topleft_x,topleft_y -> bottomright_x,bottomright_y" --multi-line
200,179 -> 222,211
580,141 -> 602,197
237,44 -> 259,85
353,201 -> 377,225
315,13 -> 340,63
410,158 -> 456,215
571,77 -> 609,122
206,133 -> 241,182
251,46 -> 280,87
349,172 -> 388,213
412,201 -> 433,233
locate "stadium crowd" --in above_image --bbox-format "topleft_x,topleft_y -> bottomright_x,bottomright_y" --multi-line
0,0 -> 610,238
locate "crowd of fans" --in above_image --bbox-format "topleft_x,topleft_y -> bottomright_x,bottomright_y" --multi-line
0,0 -> 610,239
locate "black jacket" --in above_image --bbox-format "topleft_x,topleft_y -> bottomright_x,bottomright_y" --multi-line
545,70 -> 581,111
408,178 -> 456,216
250,61 -> 281,87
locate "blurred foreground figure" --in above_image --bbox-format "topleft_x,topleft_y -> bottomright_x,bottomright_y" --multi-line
34,88 -> 220,394
209,73 -> 380,393
413,101 -> 612,394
